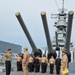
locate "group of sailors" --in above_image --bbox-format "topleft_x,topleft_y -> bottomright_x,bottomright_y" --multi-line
28,54 -> 61,74
28,54 -> 47,73
4,48 -> 68,75
15,53 -> 23,71
16,50 -> 68,75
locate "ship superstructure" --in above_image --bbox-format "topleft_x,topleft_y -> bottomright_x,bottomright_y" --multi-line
51,0 -> 75,63
52,0 -> 68,53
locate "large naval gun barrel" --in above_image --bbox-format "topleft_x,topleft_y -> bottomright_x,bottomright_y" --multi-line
65,11 -> 74,62
15,12 -> 38,53
41,11 -> 52,53
55,31 -> 60,51
41,11 -> 57,59
65,11 -> 74,52
55,32 -> 58,48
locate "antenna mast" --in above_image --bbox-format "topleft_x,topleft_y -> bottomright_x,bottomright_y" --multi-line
62,0 -> 64,13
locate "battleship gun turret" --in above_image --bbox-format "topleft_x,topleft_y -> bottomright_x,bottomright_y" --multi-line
65,11 -> 74,62
15,12 -> 42,57
41,11 -> 57,59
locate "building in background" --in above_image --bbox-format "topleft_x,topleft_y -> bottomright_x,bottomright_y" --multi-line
0,40 -> 22,53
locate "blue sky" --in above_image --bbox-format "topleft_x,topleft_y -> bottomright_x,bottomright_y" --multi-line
0,0 -> 75,53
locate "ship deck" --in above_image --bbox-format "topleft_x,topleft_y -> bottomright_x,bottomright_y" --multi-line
0,70 -> 75,75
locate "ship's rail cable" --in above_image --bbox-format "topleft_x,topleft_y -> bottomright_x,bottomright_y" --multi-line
54,0 -> 59,10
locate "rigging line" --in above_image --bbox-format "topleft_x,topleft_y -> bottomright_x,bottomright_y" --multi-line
54,0 -> 59,10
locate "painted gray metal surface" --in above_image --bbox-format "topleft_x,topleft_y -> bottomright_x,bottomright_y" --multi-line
65,11 -> 74,52
0,67 -> 74,75
55,31 -> 59,48
15,12 -> 38,52
41,11 -> 53,53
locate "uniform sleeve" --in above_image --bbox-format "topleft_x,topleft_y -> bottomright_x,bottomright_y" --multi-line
20,57 -> 22,61
39,57 -> 41,63
4,53 -> 7,57
54,59 -> 55,64
24,53 -> 27,59
62,55 -> 68,68
40,58 -> 42,63
62,55 -> 68,63
46,58 -> 48,64
22,53 -> 27,64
